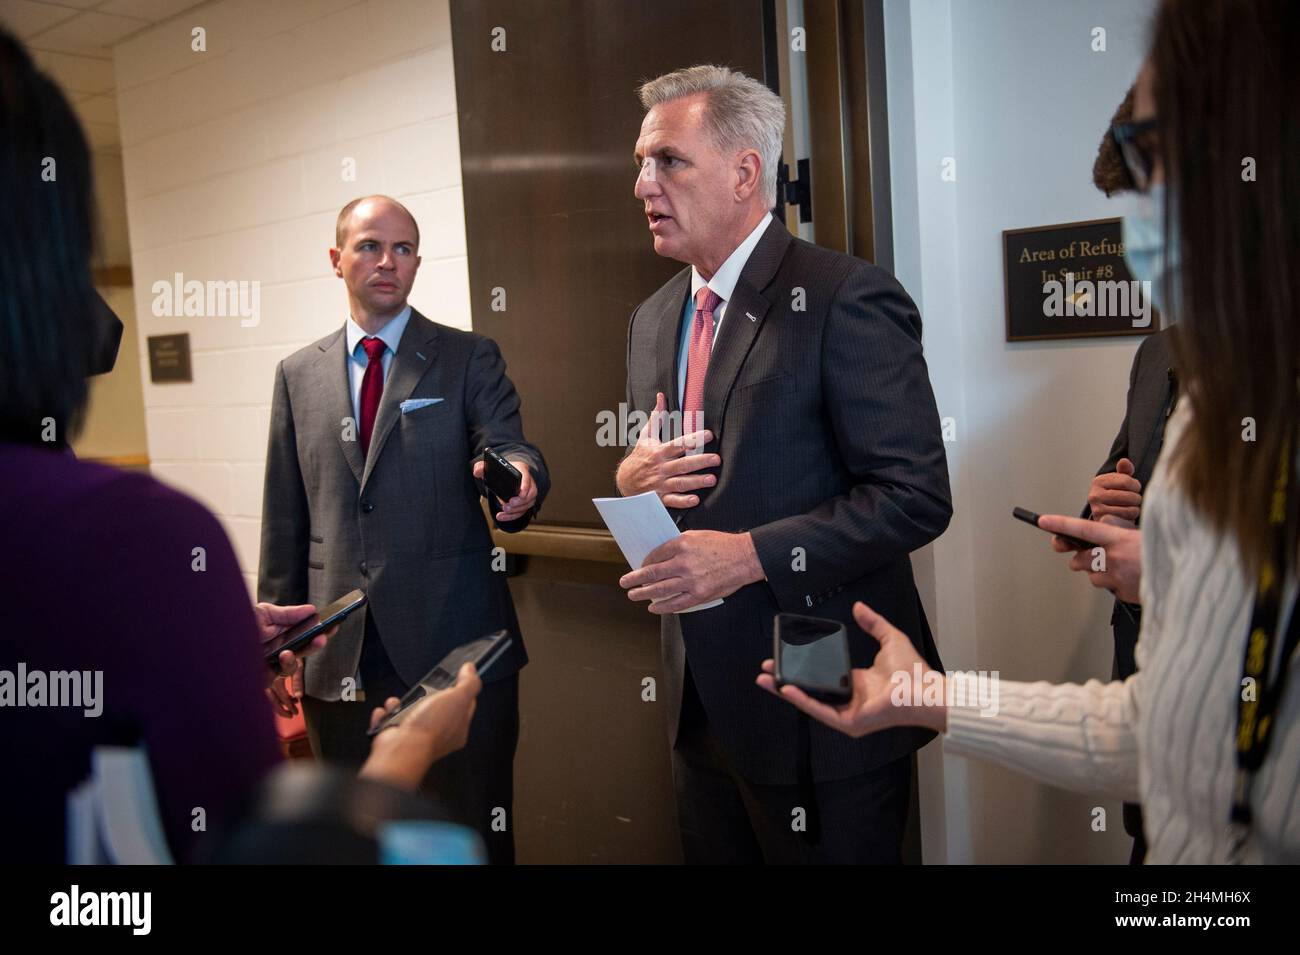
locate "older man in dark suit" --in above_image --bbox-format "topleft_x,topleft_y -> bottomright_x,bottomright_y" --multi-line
258,195 -> 548,865
617,65 -> 951,863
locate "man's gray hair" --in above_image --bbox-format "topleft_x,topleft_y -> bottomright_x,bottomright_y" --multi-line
638,64 -> 785,209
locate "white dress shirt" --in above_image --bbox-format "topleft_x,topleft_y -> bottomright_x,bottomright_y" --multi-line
343,305 -> 411,422
676,212 -> 774,406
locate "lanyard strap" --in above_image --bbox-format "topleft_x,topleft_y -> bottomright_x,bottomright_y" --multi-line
1229,434 -> 1300,857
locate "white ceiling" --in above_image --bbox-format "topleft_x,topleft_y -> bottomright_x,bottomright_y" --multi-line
0,0 -> 209,150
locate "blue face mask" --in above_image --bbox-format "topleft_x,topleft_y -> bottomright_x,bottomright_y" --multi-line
1122,183 -> 1181,322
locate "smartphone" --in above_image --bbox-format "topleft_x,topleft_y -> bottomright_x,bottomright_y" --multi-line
261,589 -> 367,669
482,447 -> 523,503
772,613 -> 852,704
367,630 -> 513,736
1012,507 -> 1098,550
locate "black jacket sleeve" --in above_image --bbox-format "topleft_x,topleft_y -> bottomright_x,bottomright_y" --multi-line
751,266 -> 953,604
465,335 -> 550,532
1081,337 -> 1146,518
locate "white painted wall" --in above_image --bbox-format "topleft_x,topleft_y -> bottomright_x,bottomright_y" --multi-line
74,146 -> 150,463
885,0 -> 1156,862
113,0 -> 469,593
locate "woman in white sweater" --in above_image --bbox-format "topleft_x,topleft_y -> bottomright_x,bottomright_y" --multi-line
758,0 -> 1300,864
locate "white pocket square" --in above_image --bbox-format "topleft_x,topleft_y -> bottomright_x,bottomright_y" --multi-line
400,398 -> 443,414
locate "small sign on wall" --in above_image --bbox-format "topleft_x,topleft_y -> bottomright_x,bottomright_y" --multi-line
1003,217 -> 1159,341
147,333 -> 192,383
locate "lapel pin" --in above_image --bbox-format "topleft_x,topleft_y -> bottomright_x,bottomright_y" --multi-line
746,312 -> 757,322
416,351 -> 426,361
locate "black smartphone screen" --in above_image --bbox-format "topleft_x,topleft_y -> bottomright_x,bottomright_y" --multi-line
1012,507 -> 1096,550
368,630 -> 513,736
261,590 -> 367,668
483,448 -> 522,502
774,614 -> 851,702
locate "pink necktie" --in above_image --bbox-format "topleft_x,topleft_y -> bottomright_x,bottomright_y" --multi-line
359,336 -> 386,456
683,287 -> 722,435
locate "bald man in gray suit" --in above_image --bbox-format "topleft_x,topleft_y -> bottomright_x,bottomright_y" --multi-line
258,196 -> 548,865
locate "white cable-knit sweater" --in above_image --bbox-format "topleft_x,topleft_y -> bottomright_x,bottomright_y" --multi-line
943,403 -> 1300,863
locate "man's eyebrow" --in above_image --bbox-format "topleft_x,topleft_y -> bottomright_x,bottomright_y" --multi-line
634,144 -> 679,165
352,234 -> 415,245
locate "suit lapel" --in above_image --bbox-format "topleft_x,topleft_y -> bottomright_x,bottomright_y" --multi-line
361,310 -> 440,490
1130,330 -> 1179,483
1131,371 -> 1175,483
317,328 -> 365,486
700,219 -> 792,447
654,269 -> 691,426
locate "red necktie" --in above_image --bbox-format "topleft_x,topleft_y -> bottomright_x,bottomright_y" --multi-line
359,336 -> 386,457
683,286 -> 722,435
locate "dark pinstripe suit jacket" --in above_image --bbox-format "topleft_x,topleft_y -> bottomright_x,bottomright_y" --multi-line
258,309 -> 548,701
626,219 -> 952,785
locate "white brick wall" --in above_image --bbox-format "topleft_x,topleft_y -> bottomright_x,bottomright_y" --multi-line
114,0 -> 470,594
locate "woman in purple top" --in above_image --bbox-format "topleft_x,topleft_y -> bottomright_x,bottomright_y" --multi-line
2,445 -> 286,862
0,28 -> 480,863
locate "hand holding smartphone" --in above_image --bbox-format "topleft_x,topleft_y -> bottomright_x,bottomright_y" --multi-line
261,590 -> 367,669
772,613 -> 852,704
368,630 -> 513,736
1012,507 -> 1099,550
482,447 -> 523,503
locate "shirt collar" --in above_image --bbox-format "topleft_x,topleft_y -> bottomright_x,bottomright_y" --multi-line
345,304 -> 412,361
690,212 -> 774,305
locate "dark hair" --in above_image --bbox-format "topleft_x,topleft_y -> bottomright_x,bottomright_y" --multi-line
1092,84 -> 1135,196
0,28 -> 101,446
1155,0 -> 1299,572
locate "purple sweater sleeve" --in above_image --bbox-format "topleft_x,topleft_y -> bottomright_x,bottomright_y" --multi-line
73,473 -> 283,862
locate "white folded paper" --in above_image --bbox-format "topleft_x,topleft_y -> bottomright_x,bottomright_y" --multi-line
593,491 -> 723,613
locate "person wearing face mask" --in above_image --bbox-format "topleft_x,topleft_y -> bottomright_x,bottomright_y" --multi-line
1045,68 -> 1181,865
761,0 -> 1300,865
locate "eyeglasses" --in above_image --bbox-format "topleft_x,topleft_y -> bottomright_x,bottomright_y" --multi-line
1110,118 -> 1160,193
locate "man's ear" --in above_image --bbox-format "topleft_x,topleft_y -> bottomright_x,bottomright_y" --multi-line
329,247 -> 343,277
735,149 -> 762,201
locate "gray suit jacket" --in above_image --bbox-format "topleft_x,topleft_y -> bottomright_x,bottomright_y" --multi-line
258,309 -> 548,701
625,219 -> 952,785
